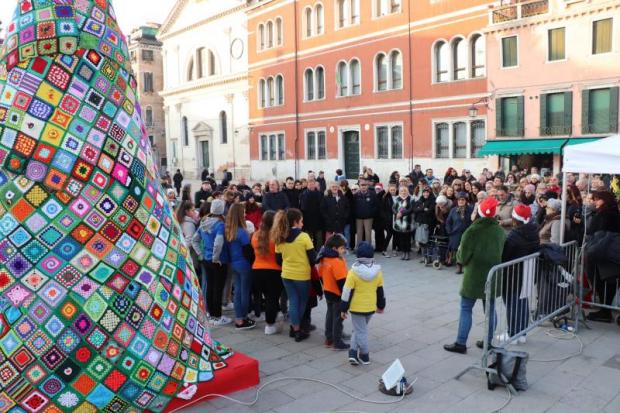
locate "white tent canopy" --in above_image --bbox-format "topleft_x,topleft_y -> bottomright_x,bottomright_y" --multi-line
563,134 -> 620,174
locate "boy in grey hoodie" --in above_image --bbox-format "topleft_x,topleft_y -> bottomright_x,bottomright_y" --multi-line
340,242 -> 386,365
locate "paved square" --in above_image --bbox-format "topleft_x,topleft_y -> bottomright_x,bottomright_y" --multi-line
181,254 -> 620,413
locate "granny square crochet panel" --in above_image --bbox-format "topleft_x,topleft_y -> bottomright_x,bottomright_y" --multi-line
0,1 -> 231,412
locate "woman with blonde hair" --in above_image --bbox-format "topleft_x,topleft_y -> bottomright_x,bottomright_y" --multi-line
271,209 -> 316,342
225,203 -> 255,330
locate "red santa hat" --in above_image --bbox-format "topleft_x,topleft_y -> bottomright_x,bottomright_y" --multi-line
512,203 -> 532,224
478,197 -> 498,218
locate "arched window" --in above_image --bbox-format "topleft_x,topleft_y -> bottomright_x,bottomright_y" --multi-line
435,41 -> 449,82
276,18 -> 283,45
208,50 -> 216,76
267,21 -> 274,48
453,38 -> 467,80
267,77 -> 275,106
258,24 -> 265,50
305,69 -> 314,101
337,0 -> 346,28
220,111 -> 228,144
337,61 -> 348,96
258,79 -> 266,108
376,53 -> 388,91
471,34 -> 486,78
316,66 -> 325,99
182,116 -> 189,146
145,106 -> 153,127
187,56 -> 194,81
276,75 -> 284,105
196,47 -> 205,78
305,8 -> 313,37
350,59 -> 360,95
390,50 -> 402,89
435,123 -> 449,158
351,0 -> 359,24
315,4 -> 324,34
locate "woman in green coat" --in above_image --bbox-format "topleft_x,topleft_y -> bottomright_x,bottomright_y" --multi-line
444,197 -> 506,354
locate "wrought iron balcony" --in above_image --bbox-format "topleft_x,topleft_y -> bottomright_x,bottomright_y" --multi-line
540,125 -> 572,136
491,0 -> 549,25
496,128 -> 525,137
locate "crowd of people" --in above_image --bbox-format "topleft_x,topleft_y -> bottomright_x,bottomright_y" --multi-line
165,164 -> 620,363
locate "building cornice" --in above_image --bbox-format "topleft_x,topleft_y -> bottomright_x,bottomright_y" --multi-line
158,3 -> 249,41
160,74 -> 249,98
485,2 -> 620,34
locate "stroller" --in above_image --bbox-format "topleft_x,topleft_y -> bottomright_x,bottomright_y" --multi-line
423,227 -> 449,269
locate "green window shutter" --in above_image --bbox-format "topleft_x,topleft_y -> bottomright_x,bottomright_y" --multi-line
496,98 -> 503,136
517,96 -> 525,136
610,86 -> 619,133
564,91 -> 573,134
540,94 -> 548,135
582,90 -> 590,134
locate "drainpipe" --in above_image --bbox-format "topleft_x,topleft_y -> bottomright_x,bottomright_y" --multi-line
407,0 -> 414,172
293,0 -> 300,180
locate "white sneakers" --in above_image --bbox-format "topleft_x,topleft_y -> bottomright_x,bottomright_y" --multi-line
210,316 -> 232,326
264,324 -> 281,335
222,303 -> 234,311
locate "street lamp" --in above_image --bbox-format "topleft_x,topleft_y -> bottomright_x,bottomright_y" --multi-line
468,98 -> 489,118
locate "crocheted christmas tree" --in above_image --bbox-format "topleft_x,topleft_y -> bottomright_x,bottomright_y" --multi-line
0,1 -> 232,411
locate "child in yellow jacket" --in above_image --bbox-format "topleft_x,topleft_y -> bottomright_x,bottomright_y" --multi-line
340,242 -> 386,365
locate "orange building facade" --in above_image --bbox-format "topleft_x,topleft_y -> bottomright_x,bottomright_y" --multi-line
247,0 -> 492,181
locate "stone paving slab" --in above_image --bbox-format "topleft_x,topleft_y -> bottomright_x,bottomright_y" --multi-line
179,254 -> 620,413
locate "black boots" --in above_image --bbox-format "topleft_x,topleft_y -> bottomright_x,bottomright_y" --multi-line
443,342 -> 467,354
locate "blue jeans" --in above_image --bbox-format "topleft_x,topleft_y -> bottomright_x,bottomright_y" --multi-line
456,297 -> 496,346
343,225 -> 351,248
233,267 -> 252,320
282,279 -> 310,328
505,292 -> 529,337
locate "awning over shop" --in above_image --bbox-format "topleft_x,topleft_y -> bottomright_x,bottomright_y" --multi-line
477,139 -> 567,157
565,137 -> 605,146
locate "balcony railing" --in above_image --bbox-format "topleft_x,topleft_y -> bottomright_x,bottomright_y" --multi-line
491,0 -> 549,24
540,125 -> 572,136
496,128 -> 525,137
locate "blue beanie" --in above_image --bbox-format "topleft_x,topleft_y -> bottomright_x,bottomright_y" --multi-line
356,242 -> 374,259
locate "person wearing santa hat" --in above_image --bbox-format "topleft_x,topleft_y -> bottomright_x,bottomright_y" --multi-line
496,204 -> 541,346
444,197 -> 506,354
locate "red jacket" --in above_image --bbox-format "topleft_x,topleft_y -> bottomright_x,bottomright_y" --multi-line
246,208 -> 263,231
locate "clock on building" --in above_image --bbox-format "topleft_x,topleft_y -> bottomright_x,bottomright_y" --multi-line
230,38 -> 244,59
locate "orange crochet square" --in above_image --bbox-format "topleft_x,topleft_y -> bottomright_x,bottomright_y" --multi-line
11,199 -> 35,222
44,170 -> 67,191
15,133 -> 36,157
71,224 -> 95,244
72,373 -> 96,396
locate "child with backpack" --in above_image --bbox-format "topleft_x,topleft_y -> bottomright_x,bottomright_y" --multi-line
318,235 -> 350,350
340,242 -> 386,365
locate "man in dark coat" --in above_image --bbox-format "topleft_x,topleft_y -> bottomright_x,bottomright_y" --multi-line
408,164 -> 425,187
317,171 -> 327,193
321,182 -> 350,240
500,204 -> 540,344
300,178 -> 324,249
262,180 -> 290,212
173,169 -> 183,196
444,197 -> 506,354
282,177 -> 301,209
354,180 -> 379,247
201,168 -> 209,182
194,181 -> 213,208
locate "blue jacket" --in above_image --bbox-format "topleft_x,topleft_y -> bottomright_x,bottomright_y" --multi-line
195,217 -> 229,263
445,206 -> 473,251
353,190 -> 379,220
225,228 -> 252,272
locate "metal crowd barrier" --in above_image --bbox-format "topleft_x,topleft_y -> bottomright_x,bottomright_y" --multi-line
456,241 -> 580,387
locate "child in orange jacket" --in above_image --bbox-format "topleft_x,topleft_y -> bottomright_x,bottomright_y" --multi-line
318,235 -> 350,350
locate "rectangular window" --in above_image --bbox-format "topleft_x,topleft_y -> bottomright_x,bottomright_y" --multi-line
260,135 -> 268,160
435,124 -> 449,159
544,93 -> 567,135
593,18 -> 613,54
502,36 -> 518,68
268,134 -> 277,161
391,126 -> 402,159
318,131 -> 326,160
453,122 -> 467,158
471,121 -> 485,158
307,131 -> 316,160
548,27 -> 565,61
278,133 -> 285,160
499,96 -> 522,136
143,72 -> 154,92
376,126 -> 389,159
142,50 -> 154,62
588,88 -> 612,133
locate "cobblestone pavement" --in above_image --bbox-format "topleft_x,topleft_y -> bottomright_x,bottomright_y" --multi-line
181,253 -> 620,413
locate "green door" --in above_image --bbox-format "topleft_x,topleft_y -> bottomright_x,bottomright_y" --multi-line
343,131 -> 360,179
201,141 -> 210,170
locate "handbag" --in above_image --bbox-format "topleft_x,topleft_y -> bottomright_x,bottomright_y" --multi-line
486,348 -> 529,392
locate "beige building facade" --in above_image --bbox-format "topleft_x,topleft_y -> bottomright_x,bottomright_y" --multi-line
129,24 -> 168,173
